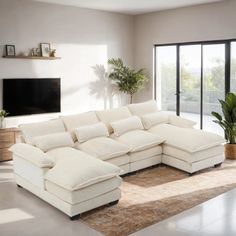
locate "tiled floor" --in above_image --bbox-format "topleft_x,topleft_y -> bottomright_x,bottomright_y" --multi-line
1,161 -> 236,236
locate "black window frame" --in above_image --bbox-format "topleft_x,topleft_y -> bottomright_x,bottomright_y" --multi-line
154,38 -> 236,129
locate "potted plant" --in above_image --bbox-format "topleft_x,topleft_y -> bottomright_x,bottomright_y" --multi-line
108,58 -> 148,103
0,110 -> 9,129
212,92 -> 236,159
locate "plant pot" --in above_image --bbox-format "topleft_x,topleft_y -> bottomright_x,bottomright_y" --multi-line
224,143 -> 236,160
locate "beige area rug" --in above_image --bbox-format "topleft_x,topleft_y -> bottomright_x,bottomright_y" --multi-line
81,161 -> 236,236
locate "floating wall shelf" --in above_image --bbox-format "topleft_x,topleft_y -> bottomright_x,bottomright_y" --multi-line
3,56 -> 61,60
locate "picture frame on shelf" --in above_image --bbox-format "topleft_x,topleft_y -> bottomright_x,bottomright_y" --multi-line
40,43 -> 51,57
5,45 -> 15,56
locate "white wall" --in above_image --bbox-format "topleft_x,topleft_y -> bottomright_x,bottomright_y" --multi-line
134,0 -> 236,102
0,0 -> 134,127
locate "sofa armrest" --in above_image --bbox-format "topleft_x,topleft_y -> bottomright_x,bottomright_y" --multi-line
169,115 -> 196,128
9,143 -> 55,168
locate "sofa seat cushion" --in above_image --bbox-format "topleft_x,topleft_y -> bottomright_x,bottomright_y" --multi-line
45,147 -> 121,191
76,137 -> 130,160
45,176 -> 122,205
106,154 -> 130,166
112,130 -> 165,152
149,124 -> 225,153
129,146 -> 162,163
163,144 -> 223,163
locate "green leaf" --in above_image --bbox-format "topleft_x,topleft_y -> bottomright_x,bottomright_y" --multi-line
211,112 -> 222,121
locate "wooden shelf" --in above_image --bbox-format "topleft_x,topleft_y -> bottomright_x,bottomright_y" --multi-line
3,56 -> 61,60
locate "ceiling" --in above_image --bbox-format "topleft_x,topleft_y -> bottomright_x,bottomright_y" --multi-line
33,0 -> 223,15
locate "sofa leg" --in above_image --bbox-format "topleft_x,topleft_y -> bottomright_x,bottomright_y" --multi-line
109,200 -> 119,206
70,214 -> 80,221
214,163 -> 222,168
17,184 -> 23,188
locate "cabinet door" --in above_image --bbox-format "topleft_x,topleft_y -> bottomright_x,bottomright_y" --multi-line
0,131 -> 15,148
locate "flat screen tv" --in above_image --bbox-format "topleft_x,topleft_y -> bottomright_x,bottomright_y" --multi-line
3,78 -> 61,116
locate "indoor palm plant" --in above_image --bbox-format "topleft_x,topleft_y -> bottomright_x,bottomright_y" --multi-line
108,58 -> 148,103
212,92 -> 236,159
0,110 -> 9,129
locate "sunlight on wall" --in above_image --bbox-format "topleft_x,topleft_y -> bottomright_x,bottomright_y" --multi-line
30,43 -> 121,113
0,208 -> 34,224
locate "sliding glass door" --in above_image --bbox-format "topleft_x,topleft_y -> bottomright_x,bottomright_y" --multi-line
180,45 -> 201,129
155,46 -> 176,114
202,44 -> 225,134
155,39 -> 236,135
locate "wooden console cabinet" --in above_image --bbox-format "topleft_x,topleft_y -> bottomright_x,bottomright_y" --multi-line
0,128 -> 20,162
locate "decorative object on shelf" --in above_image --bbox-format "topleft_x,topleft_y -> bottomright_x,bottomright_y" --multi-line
212,92 -> 236,159
108,58 -> 149,103
5,45 -> 15,56
0,110 -> 9,129
40,43 -> 51,57
29,48 -> 41,57
50,49 -> 56,57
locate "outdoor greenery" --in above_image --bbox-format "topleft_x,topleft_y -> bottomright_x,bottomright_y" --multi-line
212,93 -> 236,144
108,58 -> 148,103
160,57 -> 236,114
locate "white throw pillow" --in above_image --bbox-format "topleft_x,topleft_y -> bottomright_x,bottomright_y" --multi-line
19,119 -> 66,145
141,112 -> 169,129
96,107 -> 132,134
33,132 -> 74,152
127,100 -> 158,116
60,112 -> 99,141
111,116 -> 144,136
74,122 -> 109,143
169,115 -> 196,128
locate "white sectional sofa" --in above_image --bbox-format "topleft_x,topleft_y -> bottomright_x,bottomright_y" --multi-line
9,100 -> 225,219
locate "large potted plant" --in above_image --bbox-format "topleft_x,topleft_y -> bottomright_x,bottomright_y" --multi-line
212,92 -> 236,159
108,58 -> 148,103
0,110 -> 9,129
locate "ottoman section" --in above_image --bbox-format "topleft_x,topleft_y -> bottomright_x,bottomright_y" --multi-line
45,176 -> 122,205
149,124 -> 225,173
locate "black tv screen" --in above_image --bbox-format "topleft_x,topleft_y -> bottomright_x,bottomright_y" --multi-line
3,78 -> 61,116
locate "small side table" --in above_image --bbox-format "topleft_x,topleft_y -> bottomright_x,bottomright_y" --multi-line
0,128 -> 20,162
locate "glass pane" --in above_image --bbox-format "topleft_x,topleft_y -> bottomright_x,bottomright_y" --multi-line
156,46 -> 176,114
180,45 -> 201,129
231,42 -> 236,93
203,44 -> 225,136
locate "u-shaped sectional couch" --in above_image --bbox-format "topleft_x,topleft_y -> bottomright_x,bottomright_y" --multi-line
10,100 -> 225,219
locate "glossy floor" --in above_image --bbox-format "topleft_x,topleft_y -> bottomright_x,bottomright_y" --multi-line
1,161 -> 235,236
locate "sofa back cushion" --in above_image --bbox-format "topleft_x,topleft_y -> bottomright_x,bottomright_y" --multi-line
141,112 -> 169,129
96,107 -> 132,134
19,119 -> 66,145
111,116 -> 144,136
75,122 -> 109,143
61,111 -> 99,141
127,100 -> 158,116
33,132 -> 74,152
